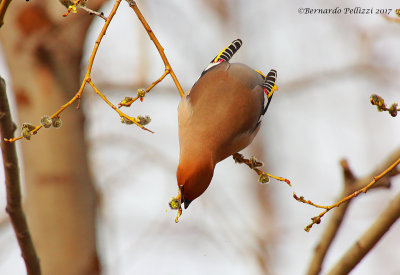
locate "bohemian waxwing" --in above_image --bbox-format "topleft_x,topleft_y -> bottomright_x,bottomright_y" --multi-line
175,38 -> 278,213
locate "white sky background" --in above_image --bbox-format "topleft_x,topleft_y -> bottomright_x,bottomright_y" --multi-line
1,0 -> 400,274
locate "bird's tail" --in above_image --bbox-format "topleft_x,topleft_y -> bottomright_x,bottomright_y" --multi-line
263,69 -> 278,99
261,69 -> 278,115
211,38 -> 243,63
201,39 -> 243,76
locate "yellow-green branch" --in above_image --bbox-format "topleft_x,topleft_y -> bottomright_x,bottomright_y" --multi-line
126,0 -> 185,98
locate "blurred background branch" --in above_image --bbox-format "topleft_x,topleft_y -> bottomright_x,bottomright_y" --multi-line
307,151 -> 400,275
0,77 -> 41,274
327,190 -> 400,275
0,0 -> 13,27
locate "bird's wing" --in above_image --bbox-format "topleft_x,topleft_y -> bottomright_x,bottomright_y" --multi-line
179,38 -> 278,162
180,63 -> 265,162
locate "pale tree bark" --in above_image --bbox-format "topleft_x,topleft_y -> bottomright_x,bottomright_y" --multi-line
0,1 -> 107,274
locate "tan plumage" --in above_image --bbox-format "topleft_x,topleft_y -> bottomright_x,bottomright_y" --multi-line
176,39 -> 277,209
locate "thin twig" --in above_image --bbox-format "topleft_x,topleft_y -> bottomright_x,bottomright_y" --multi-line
370,94 -> 399,117
0,0 -> 12,28
118,70 -> 170,108
4,87 -> 84,143
4,0 -> 155,142
232,153 -> 291,185
382,14 -> 400,24
80,6 -> 107,21
327,190 -> 400,275
3,0 -> 183,143
0,77 -> 41,275
145,69 -> 170,94
295,155 -> 400,232
306,160 -> 356,275
88,79 -> 154,133
4,0 -> 179,143
126,0 -> 185,98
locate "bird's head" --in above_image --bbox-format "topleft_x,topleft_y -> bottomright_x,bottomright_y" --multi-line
176,159 -> 215,209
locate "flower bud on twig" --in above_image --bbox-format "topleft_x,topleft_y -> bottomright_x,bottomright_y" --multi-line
258,173 -> 270,184
370,94 -> 385,108
121,117 -> 134,125
388,103 -> 398,117
137,115 -> 151,125
22,129 -> 31,140
40,115 -> 53,128
118,97 -> 134,108
137,88 -> 146,102
169,197 -> 181,210
52,116 -> 62,128
21,123 -> 35,140
22,123 -> 35,132
59,0 -> 87,8
249,156 -> 264,168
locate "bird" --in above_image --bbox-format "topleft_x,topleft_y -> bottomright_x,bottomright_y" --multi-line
175,38 -> 278,213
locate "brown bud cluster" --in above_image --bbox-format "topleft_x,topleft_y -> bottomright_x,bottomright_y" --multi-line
21,123 -> 35,140
370,94 -> 398,117
40,115 -> 53,128
118,97 -> 134,108
52,116 -> 62,128
121,117 -> 134,125
388,103 -> 398,117
59,0 -> 87,8
137,115 -> 151,126
169,197 -> 181,210
370,94 -> 386,111
137,88 -> 146,102
258,173 -> 270,184
249,156 -> 264,169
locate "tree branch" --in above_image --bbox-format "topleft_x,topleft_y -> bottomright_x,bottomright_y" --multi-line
4,0 -> 182,143
382,14 -> 400,24
306,159 -> 356,275
126,0 -> 185,98
306,155 -> 396,275
3,0 -> 151,142
327,190 -> 400,275
0,77 -> 41,275
0,0 -> 12,28
295,152 -> 400,232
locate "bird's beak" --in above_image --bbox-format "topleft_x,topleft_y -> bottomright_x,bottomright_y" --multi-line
179,185 -> 192,209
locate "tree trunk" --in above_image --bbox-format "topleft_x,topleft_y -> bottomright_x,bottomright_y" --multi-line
0,1 -> 106,274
